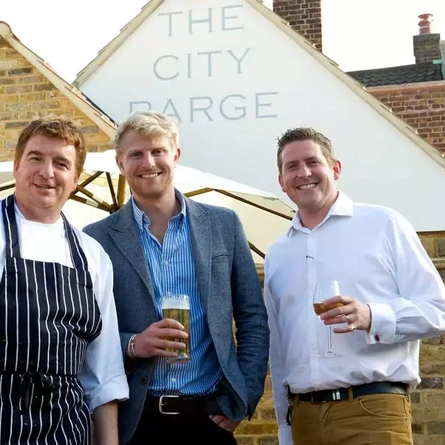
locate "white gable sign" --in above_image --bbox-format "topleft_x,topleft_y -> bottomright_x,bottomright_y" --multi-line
78,0 -> 445,231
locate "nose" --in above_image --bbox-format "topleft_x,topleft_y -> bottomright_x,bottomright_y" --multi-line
296,163 -> 312,178
142,152 -> 156,168
39,161 -> 55,179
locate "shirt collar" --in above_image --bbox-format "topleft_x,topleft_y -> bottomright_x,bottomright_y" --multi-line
13,195 -> 64,232
287,191 -> 354,235
132,189 -> 187,232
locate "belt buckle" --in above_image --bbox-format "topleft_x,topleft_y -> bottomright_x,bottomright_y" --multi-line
332,389 -> 342,401
311,389 -> 342,404
159,395 -> 180,415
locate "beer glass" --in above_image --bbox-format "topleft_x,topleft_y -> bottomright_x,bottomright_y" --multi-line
313,280 -> 344,357
161,294 -> 191,364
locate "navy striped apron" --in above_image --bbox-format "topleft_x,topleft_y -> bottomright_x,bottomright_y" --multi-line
0,195 -> 102,444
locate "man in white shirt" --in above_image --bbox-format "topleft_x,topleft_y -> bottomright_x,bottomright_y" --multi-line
264,127 -> 445,445
0,117 -> 129,444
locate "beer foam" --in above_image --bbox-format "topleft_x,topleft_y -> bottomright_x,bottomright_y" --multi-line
162,296 -> 190,310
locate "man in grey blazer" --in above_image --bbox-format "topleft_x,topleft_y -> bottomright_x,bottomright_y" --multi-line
83,111 -> 269,445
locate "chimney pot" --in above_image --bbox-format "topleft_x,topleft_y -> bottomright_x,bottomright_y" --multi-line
418,13 -> 433,34
413,13 -> 441,64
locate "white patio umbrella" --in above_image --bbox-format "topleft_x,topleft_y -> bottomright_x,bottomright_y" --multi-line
0,151 -> 294,262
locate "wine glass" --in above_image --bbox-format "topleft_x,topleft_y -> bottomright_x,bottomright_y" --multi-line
313,280 -> 344,357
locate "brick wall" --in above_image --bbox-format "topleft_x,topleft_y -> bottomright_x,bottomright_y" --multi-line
0,37 -> 112,162
369,82 -> 445,152
272,0 -> 322,51
237,232 -> 445,445
416,235 -> 445,444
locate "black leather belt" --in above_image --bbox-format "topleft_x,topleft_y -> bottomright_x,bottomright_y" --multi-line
144,394 -> 223,415
290,381 -> 409,404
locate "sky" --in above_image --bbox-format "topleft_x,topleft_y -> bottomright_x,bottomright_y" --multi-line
1,0 -> 445,82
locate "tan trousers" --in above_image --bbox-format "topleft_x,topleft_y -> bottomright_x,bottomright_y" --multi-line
291,393 -> 413,445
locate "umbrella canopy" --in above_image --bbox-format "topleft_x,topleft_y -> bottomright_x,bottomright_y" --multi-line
0,151 -> 294,262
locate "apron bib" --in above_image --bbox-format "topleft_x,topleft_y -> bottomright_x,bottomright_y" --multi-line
0,195 -> 102,444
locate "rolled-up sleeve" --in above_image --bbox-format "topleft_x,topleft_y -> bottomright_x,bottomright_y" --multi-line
78,250 -> 129,411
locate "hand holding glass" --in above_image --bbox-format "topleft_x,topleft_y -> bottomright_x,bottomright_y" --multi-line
161,294 -> 191,364
313,281 -> 344,357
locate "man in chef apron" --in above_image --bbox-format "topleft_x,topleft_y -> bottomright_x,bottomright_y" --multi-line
0,117 -> 129,444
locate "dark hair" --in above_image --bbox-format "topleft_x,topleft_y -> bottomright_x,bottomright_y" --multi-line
277,127 -> 335,173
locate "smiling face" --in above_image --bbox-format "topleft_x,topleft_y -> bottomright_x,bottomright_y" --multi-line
116,130 -> 180,203
13,134 -> 79,223
278,139 -> 341,216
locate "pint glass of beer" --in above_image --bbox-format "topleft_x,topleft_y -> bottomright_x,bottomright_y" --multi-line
161,294 -> 191,364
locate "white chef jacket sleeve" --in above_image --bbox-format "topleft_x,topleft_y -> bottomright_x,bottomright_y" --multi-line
367,212 -> 445,344
264,270 -> 293,445
77,243 -> 129,411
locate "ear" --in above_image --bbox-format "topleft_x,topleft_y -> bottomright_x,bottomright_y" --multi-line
115,155 -> 125,174
278,174 -> 286,193
174,147 -> 181,165
333,160 -> 342,180
12,159 -> 19,179
71,175 -> 79,193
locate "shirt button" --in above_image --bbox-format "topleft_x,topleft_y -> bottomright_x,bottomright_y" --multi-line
141,376 -> 149,385
164,260 -> 168,265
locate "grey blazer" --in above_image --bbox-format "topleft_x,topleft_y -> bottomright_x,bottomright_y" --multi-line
83,197 -> 269,444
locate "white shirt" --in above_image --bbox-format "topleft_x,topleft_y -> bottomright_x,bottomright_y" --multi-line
264,192 -> 445,444
0,204 -> 129,412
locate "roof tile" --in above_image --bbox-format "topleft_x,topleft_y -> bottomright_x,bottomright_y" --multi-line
348,62 -> 443,87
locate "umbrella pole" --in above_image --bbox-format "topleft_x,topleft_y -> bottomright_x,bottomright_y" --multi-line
117,175 -> 127,208
106,172 -> 119,210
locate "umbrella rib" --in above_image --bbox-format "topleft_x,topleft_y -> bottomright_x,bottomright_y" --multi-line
69,194 -> 111,212
74,185 -> 112,211
78,171 -> 103,188
106,172 -> 118,209
0,182 -> 16,192
215,189 -> 293,220
184,187 -> 214,197
248,241 -> 265,259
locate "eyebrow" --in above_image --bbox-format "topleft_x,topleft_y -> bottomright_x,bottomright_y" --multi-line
53,156 -> 72,165
26,150 -> 73,165
26,150 -> 43,157
285,156 -> 320,165
127,146 -> 169,153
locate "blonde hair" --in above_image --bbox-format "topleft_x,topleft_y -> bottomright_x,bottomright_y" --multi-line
113,111 -> 179,155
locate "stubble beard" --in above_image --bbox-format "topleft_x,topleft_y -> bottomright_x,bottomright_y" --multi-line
133,176 -> 174,202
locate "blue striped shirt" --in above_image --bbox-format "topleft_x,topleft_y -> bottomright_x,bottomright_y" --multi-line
132,193 -> 221,396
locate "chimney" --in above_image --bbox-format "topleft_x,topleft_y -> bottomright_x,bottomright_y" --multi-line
273,0 -> 322,51
413,14 -> 441,64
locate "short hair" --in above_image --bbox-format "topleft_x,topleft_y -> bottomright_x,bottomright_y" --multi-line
277,127 -> 335,173
15,117 -> 87,177
113,111 -> 179,155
